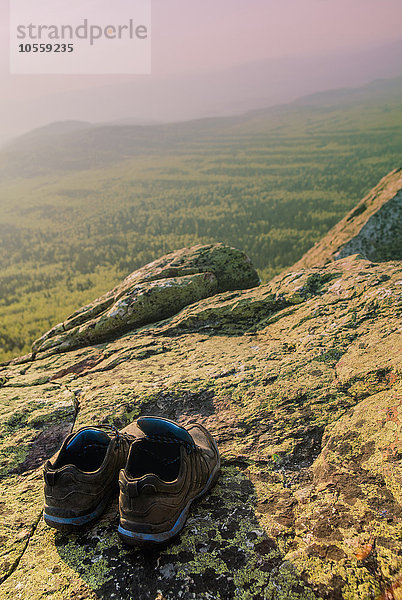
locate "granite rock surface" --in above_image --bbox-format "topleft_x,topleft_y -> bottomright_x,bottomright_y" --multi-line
0,174 -> 401,600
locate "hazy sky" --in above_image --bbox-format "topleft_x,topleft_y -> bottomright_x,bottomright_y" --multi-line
1,0 -> 402,141
2,0 -> 402,87
152,0 -> 402,72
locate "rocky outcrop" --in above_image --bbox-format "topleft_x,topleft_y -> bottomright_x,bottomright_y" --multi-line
292,168 -> 402,269
31,244 -> 259,358
0,173 -> 401,600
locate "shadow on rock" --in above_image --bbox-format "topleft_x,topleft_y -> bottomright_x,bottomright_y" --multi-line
55,465 -> 318,600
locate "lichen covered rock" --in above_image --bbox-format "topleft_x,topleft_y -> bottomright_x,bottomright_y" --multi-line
1,250 -> 401,599
292,168 -> 402,269
32,244 -> 260,358
1,173 -> 401,599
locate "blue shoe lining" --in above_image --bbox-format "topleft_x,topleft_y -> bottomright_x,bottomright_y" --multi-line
137,417 -> 193,446
66,429 -> 110,453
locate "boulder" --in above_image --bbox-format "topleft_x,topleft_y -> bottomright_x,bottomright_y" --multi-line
31,244 -> 259,357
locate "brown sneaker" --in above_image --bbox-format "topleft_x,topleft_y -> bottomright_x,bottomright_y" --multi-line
43,424 -> 138,531
118,416 -> 220,545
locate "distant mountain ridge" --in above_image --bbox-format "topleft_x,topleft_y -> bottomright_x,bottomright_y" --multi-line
4,117 -> 163,150
1,75 -> 402,178
293,75 -> 402,107
16,120 -> 93,139
2,36 -> 402,145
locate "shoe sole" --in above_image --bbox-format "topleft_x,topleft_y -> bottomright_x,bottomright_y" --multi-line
118,456 -> 220,545
43,489 -> 114,532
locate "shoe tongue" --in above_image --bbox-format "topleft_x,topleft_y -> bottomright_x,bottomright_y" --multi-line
137,417 -> 194,447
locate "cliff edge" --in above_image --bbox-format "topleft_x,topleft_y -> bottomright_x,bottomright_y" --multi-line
291,167 -> 402,270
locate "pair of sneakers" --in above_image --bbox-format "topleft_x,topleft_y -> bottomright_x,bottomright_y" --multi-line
43,416 -> 220,545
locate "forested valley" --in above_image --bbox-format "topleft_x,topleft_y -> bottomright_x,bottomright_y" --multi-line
1,77 -> 401,361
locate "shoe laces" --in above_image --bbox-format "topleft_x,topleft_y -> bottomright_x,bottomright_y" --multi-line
144,433 -> 194,455
97,424 -> 136,450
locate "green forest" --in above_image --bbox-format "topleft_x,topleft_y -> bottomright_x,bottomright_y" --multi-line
1,78 -> 402,362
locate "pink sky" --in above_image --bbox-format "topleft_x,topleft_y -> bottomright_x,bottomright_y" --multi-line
152,0 -> 402,74
1,0 -> 402,80
0,0 -> 402,141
